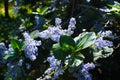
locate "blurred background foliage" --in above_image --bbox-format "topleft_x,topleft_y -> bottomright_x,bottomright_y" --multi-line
0,0 -> 120,80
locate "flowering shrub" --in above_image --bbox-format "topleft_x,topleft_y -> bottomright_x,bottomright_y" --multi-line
0,17 -> 114,80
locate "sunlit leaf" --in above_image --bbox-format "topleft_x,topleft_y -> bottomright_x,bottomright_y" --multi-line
74,32 -> 96,52
40,6 -> 48,15
11,39 -> 24,52
93,47 -> 113,61
30,30 -> 39,39
3,52 -> 14,60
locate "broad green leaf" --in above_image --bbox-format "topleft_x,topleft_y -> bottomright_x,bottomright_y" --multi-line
11,39 -> 24,52
11,39 -> 19,50
93,50 -> 103,61
60,35 -> 75,51
66,54 -> 84,67
74,32 -> 96,52
102,47 -> 113,58
30,30 -> 39,39
52,43 -> 70,61
93,47 -> 113,61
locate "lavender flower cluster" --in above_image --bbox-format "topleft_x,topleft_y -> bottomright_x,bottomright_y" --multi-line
17,59 -> 24,67
7,44 -> 14,54
39,17 -> 76,42
101,30 -> 114,38
94,30 -> 113,50
5,62 -> 23,80
37,55 -> 64,80
0,43 -> 7,63
23,32 -> 41,61
0,42 -> 18,64
0,42 -> 7,57
78,63 -> 95,80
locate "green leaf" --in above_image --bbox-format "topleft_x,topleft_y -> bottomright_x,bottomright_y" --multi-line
65,54 -> 84,67
3,52 -> 14,60
93,47 -> 113,61
74,32 -> 96,52
30,30 -> 39,39
102,47 -> 113,58
93,50 -> 103,61
11,39 -> 24,52
60,35 -> 75,51
40,6 -> 48,15
36,8 -> 41,13
7,78 -> 12,80
36,6 -> 48,15
52,43 -> 70,61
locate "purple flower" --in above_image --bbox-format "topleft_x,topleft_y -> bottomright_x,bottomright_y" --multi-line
101,30 -> 114,39
8,44 -> 14,52
29,54 -> 37,61
69,17 -> 76,25
94,30 -> 114,49
39,30 -> 50,39
82,63 -> 95,71
54,68 -> 64,79
94,37 -> 113,49
39,17 -> 76,42
44,68 -> 54,74
47,55 -> 55,62
17,59 -> 23,66
0,42 -> 7,56
35,15 -> 40,25
78,63 -> 95,80
0,42 -> 6,49
68,17 -> 76,30
23,32 -> 31,39
55,18 -> 62,26
64,28 -> 74,35
23,32 -> 41,61
39,27 -> 62,42
43,55 -> 64,79
3,44 -> 14,56
23,45 -> 37,61
51,34 -> 60,42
